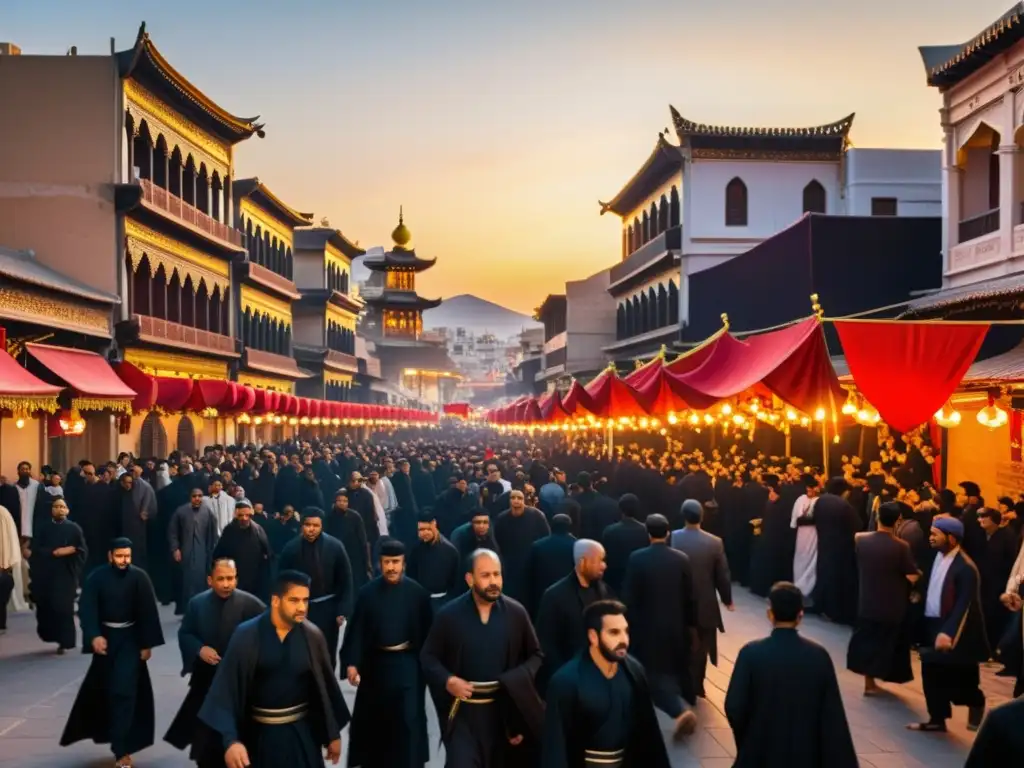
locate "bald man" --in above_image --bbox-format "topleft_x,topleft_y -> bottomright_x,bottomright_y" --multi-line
420,549 -> 544,766
535,539 -> 610,694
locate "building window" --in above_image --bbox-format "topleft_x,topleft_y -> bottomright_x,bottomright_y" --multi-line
725,178 -> 747,226
385,270 -> 414,291
802,180 -> 826,214
871,197 -> 898,216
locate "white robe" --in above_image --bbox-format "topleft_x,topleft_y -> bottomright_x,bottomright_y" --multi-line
790,494 -> 818,603
0,504 -> 28,614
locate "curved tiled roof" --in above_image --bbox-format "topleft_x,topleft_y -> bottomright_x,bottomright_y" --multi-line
0,246 -> 120,304
670,106 -> 855,140
233,178 -> 313,228
599,133 -> 681,217
919,5 -> 1024,88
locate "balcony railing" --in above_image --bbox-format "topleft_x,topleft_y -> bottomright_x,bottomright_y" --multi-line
958,208 -> 999,244
610,226 -> 681,287
134,314 -> 236,356
139,178 -> 242,247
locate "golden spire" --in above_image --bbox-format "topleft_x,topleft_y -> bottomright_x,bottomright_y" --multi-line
391,205 -> 412,248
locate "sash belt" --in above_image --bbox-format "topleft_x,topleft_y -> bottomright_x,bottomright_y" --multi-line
379,641 -> 411,652
251,703 -> 308,725
429,593 -> 447,599
448,681 -> 500,723
102,621 -> 135,629
310,594 -> 336,604
585,748 -> 624,766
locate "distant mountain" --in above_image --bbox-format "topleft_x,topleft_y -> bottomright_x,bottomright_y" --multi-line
424,294 -> 541,339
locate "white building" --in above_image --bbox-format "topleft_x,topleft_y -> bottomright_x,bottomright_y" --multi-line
599,107 -> 941,360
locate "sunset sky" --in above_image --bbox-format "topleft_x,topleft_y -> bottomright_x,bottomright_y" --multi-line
4,1 -> 1008,313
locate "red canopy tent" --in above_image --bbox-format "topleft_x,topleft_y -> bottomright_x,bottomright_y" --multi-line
584,366 -> 649,419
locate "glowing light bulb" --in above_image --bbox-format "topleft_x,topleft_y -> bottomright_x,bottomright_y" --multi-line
814,407 -> 826,421
15,418 -> 25,429
732,413 -> 745,426
786,409 -> 797,422
934,401 -> 961,428
688,413 -> 699,425
721,404 -> 733,416
667,413 -> 679,425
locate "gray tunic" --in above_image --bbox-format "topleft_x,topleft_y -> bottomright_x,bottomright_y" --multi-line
169,501 -> 220,608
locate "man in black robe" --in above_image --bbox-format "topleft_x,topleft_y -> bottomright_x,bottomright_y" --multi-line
846,501 -> 920,694
164,558 -> 265,766
407,509 -> 461,610
323,490 -> 371,593
213,499 -> 271,601
30,496 -> 86,653
965,696 -> 1024,766
621,514 -> 697,738
748,475 -> 794,597
600,494 -> 649,597
170,487 -> 221,615
60,537 -> 165,767
436,474 -> 477,537
524,513 -> 576,617
575,472 -> 619,542
541,600 -> 671,768
493,489 -> 550,603
267,504 -> 301,556
451,510 -> 499,564
812,477 -> 862,625
724,581 -> 857,767
346,471 -> 382,553
198,570 -> 350,768
70,461 -> 116,577
341,539 -> 434,767
421,549 -> 544,767
154,465 -> 191,605
114,473 -> 151,572
389,459 -> 421,550
535,539 -> 610,694
277,508 -> 354,666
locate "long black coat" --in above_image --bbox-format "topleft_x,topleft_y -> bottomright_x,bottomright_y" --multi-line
748,496 -> 794,598
535,572 -> 610,692
541,652 -> 671,768
622,543 -> 697,700
601,517 -> 649,596
524,530 -> 576,616
576,489 -> 619,542
725,628 -> 857,768
813,493 -> 862,626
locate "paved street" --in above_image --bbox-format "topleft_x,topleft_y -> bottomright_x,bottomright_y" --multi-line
0,586 -> 1013,767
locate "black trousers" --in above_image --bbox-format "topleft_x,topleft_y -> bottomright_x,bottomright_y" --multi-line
689,627 -> 717,696
921,659 -> 985,721
446,702 -> 503,768
0,569 -> 13,630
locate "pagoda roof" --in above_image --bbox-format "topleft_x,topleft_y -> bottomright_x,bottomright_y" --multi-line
233,178 -> 313,228
293,226 -> 365,260
363,247 -> 437,272
364,291 -> 442,311
599,133 -> 682,217
670,106 -> 854,160
919,4 -> 1024,89
117,22 -> 264,144
294,289 -> 365,315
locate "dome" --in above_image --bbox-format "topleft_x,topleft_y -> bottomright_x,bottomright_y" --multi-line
391,206 -> 412,248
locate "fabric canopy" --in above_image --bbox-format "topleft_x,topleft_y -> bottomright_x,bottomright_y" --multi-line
584,367 -> 649,418
112,361 -> 158,413
443,402 -> 471,417
26,343 -> 137,412
155,377 -> 194,411
0,349 -> 61,413
835,320 -> 989,433
539,390 -> 572,422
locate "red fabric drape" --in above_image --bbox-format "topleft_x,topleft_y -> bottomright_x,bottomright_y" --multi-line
443,403 -> 471,417
539,390 -> 572,423
112,362 -> 158,412
584,368 -> 649,418
835,320 -> 989,433
562,379 -> 595,416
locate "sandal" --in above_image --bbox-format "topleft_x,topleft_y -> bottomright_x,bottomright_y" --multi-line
906,722 -> 946,732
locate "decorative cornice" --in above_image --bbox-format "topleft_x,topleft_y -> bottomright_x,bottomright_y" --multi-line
123,346 -> 228,379
326,302 -> 358,329
125,79 -> 230,170
0,285 -> 111,337
240,284 -> 292,326
691,148 -> 845,161
236,372 -> 295,393
239,197 -> 295,248
125,217 -> 230,295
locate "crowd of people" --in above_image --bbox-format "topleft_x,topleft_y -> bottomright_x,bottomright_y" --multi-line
0,425 -> 1022,766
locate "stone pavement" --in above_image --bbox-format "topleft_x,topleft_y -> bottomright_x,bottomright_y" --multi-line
0,587 -> 1013,767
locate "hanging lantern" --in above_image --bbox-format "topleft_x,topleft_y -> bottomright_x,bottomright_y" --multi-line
855,403 -> 881,426
841,390 -> 858,416
977,392 -> 1008,430
934,401 -> 961,428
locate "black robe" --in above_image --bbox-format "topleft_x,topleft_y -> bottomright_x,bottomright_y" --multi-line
407,535 -> 461,607
115,486 -> 149,572
493,507 -> 551,603
535,572 -> 610,694
323,507 -> 371,592
748,496 -> 795,597
278,532 -> 354,662
725,628 -> 857,768
964,697 -> 1024,767
621,543 -> 697,703
60,564 -> 165,759
541,652 -> 671,768
213,520 -> 271,601
347,486 -> 381,548
164,589 -> 265,762
198,614 -> 350,764
435,487 -> 477,538
266,514 -> 300,555
390,472 -> 421,550
340,576 -> 434,768
31,518 -> 86,649
420,593 -> 544,763
575,490 -> 619,542
524,530 -> 576,617
600,518 -> 648,597
69,481 -> 117,577
154,477 -> 191,604
812,493 -> 862,625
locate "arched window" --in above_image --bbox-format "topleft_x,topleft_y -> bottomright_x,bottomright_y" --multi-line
668,281 -> 679,324
669,186 -> 680,227
616,304 -> 626,339
802,180 -> 826,214
659,195 -> 669,232
641,211 -> 649,243
725,178 -> 747,227
176,416 -> 197,456
625,226 -> 633,257
650,202 -> 659,237
139,411 -> 167,459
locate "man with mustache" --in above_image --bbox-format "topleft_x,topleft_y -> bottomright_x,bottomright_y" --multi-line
420,549 -> 544,767
341,539 -> 434,767
60,537 -> 165,768
199,570 -> 349,768
541,600 -> 670,768
30,496 -> 87,654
